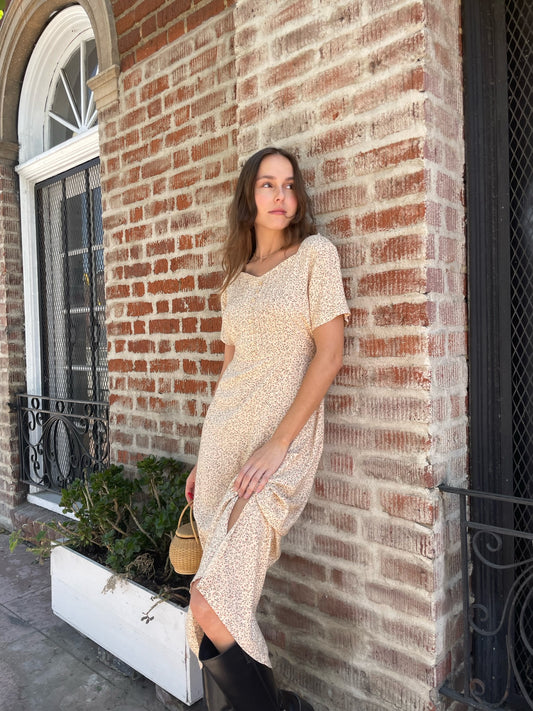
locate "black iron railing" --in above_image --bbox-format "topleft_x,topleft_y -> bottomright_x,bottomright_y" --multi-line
440,485 -> 533,710
17,393 -> 109,493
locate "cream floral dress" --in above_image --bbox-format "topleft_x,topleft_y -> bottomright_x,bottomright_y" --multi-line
186,233 -> 349,666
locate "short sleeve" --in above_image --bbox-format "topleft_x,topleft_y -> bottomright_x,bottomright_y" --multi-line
219,288 -> 234,345
308,237 -> 350,331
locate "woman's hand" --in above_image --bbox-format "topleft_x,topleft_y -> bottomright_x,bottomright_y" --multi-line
234,438 -> 289,499
185,465 -> 197,502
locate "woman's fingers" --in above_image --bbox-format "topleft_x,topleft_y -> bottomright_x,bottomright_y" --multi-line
237,466 -> 269,499
234,441 -> 287,498
185,466 -> 197,501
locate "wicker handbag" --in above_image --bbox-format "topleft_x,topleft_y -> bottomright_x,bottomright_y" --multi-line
169,501 -> 202,575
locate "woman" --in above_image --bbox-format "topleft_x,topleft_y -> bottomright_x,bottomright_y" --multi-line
185,147 -> 349,711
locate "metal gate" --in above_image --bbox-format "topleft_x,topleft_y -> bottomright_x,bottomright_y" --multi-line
18,160 -> 109,492
441,1 -> 533,707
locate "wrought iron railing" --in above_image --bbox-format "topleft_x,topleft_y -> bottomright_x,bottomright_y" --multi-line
16,393 -> 109,493
440,485 -> 533,710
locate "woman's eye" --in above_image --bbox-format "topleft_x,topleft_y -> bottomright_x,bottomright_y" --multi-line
286,183 -> 295,190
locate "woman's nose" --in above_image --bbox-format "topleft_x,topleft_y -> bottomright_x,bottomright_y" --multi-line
274,186 -> 285,201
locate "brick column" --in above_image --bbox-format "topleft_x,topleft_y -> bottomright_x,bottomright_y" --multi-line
233,1 -> 466,709
0,143 -> 26,527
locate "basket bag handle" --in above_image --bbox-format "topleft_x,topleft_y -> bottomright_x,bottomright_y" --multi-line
177,500 -> 200,544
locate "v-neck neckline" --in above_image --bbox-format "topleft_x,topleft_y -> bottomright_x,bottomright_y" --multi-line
240,238 -> 306,279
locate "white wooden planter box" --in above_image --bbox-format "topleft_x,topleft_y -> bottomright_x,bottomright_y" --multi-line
50,546 -> 203,705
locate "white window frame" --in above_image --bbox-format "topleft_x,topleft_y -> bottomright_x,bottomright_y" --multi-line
16,6 -> 100,515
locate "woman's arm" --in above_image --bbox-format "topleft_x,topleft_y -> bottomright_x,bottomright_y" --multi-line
185,343 -> 236,501
233,315 -> 345,499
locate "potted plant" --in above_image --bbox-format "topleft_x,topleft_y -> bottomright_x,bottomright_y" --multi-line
10,456 -> 203,706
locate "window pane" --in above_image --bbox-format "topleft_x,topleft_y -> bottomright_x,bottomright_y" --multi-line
49,39 -> 98,149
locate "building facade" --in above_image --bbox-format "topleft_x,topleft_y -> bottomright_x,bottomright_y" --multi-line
2,1 -> 523,710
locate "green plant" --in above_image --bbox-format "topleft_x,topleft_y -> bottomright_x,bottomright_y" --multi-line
10,456 -> 192,605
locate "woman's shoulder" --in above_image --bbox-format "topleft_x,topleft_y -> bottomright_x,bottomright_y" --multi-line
300,233 -> 335,249
299,233 -> 340,258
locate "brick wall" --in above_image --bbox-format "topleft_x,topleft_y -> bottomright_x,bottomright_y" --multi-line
0,160 -> 26,526
103,0 -> 237,465
96,1 -> 467,709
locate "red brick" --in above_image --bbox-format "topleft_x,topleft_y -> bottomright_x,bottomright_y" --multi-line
124,262 -> 151,279
191,136 -> 228,161
380,491 -> 438,526
168,19 -> 186,43
183,359 -> 198,375
187,0 -> 226,32
381,554 -> 436,592
353,138 -> 423,175
181,317 -> 198,333
198,271 -> 223,290
127,376 -> 156,393
157,1 -> 191,29
200,359 -> 223,375
313,184 -> 367,214
108,358 -> 134,373
174,338 -> 208,353
149,318 -> 180,334
317,594 -> 373,625
128,340 -> 155,354
361,4 -> 425,46
147,276 -> 194,294
150,359 -> 180,372
119,26 -> 141,54
373,301 -> 429,326
375,365 -> 431,390
376,169 -> 425,200
174,379 -> 208,394
170,167 -> 202,189
357,203 -> 426,234
363,520 -> 440,558
359,334 -> 426,358
141,14 -> 157,40
314,476 -> 370,509
370,234 -> 426,264
200,316 -> 222,332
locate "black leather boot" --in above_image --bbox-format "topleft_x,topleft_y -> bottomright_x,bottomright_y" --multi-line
202,667 -> 233,711
199,637 -> 233,711
200,640 -> 314,711
200,641 -> 278,711
279,689 -> 314,711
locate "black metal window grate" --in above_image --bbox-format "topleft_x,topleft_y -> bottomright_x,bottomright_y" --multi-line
506,1 -> 533,701
36,160 -> 108,406
18,160 -> 109,493
507,0 -> 533,510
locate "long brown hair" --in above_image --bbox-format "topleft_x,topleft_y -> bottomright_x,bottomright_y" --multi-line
221,147 -> 316,290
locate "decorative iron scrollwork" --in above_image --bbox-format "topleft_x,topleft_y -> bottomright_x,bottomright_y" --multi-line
17,393 -> 109,491
440,486 -> 533,710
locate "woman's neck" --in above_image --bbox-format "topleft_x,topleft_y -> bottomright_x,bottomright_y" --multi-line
253,229 -> 287,260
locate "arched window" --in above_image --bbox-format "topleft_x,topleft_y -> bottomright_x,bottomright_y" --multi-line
18,5 -> 99,161
16,5 -> 108,508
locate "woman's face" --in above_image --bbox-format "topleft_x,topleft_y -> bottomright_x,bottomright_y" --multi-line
253,154 -> 298,237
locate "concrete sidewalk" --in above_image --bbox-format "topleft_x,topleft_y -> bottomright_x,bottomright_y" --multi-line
0,529 -> 204,711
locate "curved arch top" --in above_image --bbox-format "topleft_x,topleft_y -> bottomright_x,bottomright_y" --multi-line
0,0 -> 119,161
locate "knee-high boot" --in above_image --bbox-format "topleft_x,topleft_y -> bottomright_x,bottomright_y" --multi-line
199,639 -> 314,711
199,637 -> 233,711
202,667 -> 233,711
